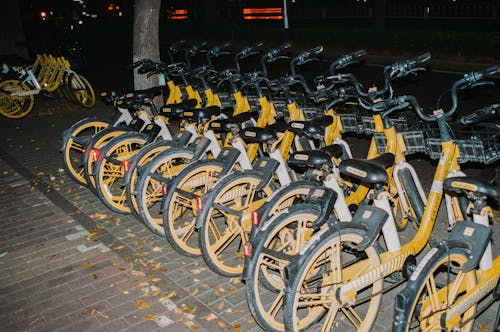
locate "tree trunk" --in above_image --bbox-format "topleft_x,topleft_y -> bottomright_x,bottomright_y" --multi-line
0,2 -> 28,59
133,0 -> 162,106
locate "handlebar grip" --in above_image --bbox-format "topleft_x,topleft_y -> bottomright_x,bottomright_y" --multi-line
310,45 -> 324,55
280,43 -> 292,51
352,49 -> 368,59
482,66 -> 500,77
460,104 -> 499,125
412,52 -> 431,66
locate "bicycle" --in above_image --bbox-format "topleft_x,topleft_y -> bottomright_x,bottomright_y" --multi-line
392,105 -> 500,332
281,66 -> 499,331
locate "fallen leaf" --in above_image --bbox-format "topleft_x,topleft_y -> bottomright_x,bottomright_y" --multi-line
191,288 -> 199,296
152,246 -> 163,252
217,321 -> 227,328
83,262 -> 91,269
167,290 -> 176,298
216,302 -> 224,310
190,268 -> 204,274
478,324 -> 490,331
87,230 -> 100,238
232,308 -> 245,313
205,313 -> 217,321
137,299 -> 150,309
144,314 -> 156,320
159,267 -> 168,272
91,274 -> 98,280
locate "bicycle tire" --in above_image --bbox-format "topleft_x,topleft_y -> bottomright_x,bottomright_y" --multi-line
67,73 -> 96,108
62,117 -> 110,186
135,148 -> 195,236
0,79 -> 35,118
82,127 -> 131,193
393,246 -> 476,332
283,228 -> 382,331
246,205 -> 320,332
125,141 -> 172,218
95,133 -> 149,214
197,171 -> 275,277
162,159 -> 226,257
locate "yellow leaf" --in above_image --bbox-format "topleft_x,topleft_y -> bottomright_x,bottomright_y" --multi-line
83,262 -> 91,269
91,274 -> 98,280
148,275 -> 161,282
479,324 -> 490,331
90,308 -> 96,315
137,299 -> 150,309
232,308 -> 245,313
114,245 -> 125,252
167,290 -> 176,298
144,314 -> 156,320
217,321 -> 227,328
137,281 -> 149,287
191,288 -> 199,296
152,246 -> 163,252
159,267 -> 167,272
87,230 -> 100,238
216,302 -> 224,310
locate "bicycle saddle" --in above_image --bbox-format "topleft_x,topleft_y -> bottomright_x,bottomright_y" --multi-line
288,115 -> 334,138
444,176 -> 499,199
288,150 -> 334,170
340,153 -> 395,184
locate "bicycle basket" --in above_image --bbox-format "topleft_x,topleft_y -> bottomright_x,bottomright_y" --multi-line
426,123 -> 500,164
373,130 -> 426,155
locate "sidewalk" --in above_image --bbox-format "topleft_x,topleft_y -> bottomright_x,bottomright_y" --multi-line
0,97 -> 498,331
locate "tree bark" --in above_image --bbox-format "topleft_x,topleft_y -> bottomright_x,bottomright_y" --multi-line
0,2 -> 28,59
133,0 -> 161,105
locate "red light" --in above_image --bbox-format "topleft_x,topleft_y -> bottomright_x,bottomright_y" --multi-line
107,4 -> 114,11
90,148 -> 100,162
251,211 -> 259,226
195,197 -> 203,210
115,5 -> 120,10
162,185 -> 167,195
244,242 -> 252,257
121,160 -> 130,172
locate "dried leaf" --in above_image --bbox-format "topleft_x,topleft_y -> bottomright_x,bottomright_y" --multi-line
87,230 -> 100,238
144,314 -> 156,320
232,308 -> 245,313
191,288 -> 199,296
159,267 -> 168,273
205,313 -> 217,321
186,322 -> 200,330
217,321 -> 227,328
114,245 -> 125,252
216,302 -> 224,310
83,262 -> 91,269
478,324 -> 490,331
148,275 -> 161,282
91,274 -> 98,280
137,299 -> 150,309
190,268 -> 204,274
152,246 -> 163,252
167,290 -> 176,298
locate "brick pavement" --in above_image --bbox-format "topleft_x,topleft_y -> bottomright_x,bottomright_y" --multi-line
0,99 -> 499,331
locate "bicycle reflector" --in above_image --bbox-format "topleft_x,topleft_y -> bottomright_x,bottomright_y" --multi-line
244,242 -> 252,257
121,159 -> 130,172
90,148 -> 100,162
251,211 -> 259,226
195,197 -> 203,210
162,185 -> 167,195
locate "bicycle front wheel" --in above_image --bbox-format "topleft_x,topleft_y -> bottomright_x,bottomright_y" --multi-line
283,229 -> 382,331
197,172 -> 274,277
95,133 -> 149,214
0,79 -> 35,118
62,118 -> 110,185
135,149 -> 195,235
246,206 -> 320,332
163,160 -> 225,257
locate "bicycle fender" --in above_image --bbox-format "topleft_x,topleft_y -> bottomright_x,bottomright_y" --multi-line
446,221 -> 492,272
305,187 -> 337,230
351,205 -> 388,251
251,181 -> 320,237
252,157 -> 279,191
243,203 -> 322,279
214,147 -> 241,174
60,117 -> 102,151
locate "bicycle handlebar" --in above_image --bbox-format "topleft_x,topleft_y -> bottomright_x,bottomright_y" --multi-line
330,49 -> 367,72
385,52 -> 431,79
208,42 -> 232,58
291,45 -> 323,75
460,104 -> 499,125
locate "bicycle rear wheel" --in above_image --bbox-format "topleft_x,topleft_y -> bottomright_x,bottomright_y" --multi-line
393,247 -> 476,332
